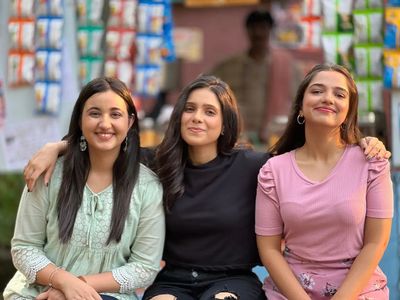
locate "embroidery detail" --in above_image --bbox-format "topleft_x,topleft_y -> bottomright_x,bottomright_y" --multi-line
112,263 -> 156,293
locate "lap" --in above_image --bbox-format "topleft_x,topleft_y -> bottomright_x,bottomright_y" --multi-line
143,266 -> 266,300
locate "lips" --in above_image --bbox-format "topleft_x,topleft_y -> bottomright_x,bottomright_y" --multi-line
187,127 -> 205,133
315,106 -> 336,113
96,132 -> 115,140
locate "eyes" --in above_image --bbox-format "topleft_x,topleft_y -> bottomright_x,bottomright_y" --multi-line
88,110 -> 124,119
183,104 -> 218,116
310,89 -> 347,99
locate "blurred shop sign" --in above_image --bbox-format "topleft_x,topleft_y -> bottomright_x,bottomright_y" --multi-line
173,27 -> 203,62
185,0 -> 259,7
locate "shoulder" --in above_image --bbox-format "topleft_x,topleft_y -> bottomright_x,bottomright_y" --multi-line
137,163 -> 160,186
211,53 -> 247,73
233,149 -> 270,168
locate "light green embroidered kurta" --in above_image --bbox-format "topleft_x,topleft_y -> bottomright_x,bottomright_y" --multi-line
4,158 -> 165,300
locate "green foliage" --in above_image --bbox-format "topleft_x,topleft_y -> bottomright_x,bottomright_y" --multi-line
0,173 -> 24,246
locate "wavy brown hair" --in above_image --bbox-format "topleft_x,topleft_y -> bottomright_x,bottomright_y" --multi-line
155,75 -> 241,211
270,63 -> 361,155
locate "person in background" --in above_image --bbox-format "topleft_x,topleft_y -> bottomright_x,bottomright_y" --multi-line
210,9 -> 299,145
22,75 -> 390,300
3,77 -> 165,300
255,64 -> 393,299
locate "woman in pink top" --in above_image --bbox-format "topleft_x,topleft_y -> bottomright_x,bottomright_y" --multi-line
255,63 -> 393,300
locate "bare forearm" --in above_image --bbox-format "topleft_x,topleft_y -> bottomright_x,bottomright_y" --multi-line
333,243 -> 388,299
263,250 -> 310,300
83,272 -> 120,293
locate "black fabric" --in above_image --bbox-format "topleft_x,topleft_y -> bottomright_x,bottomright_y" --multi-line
142,266 -> 267,300
163,149 -> 270,271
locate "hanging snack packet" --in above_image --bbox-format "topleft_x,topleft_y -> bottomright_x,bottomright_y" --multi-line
353,9 -> 383,44
302,0 -> 321,17
356,79 -> 383,111
383,49 -> 400,88
300,17 -> 322,48
8,51 -> 35,86
11,0 -> 35,17
322,32 -> 354,71
388,0 -> 400,5
37,0 -> 64,17
35,50 -> 62,81
137,1 -> 164,35
79,57 -> 103,85
105,28 -> 135,59
76,0 -> 104,25
8,19 -> 35,51
78,25 -> 104,56
354,45 -> 383,77
384,7 -> 400,49
104,59 -> 134,86
136,34 -> 163,65
108,0 -> 137,29
354,0 -> 383,9
135,65 -> 161,97
36,17 -> 64,49
34,81 -> 62,114
321,0 -> 353,32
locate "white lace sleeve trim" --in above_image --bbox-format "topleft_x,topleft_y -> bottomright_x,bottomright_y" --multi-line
112,263 -> 157,294
11,247 -> 52,284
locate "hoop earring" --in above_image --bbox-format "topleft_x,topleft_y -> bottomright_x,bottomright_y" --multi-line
296,114 -> 305,125
79,136 -> 87,152
123,137 -> 128,152
341,123 -> 346,130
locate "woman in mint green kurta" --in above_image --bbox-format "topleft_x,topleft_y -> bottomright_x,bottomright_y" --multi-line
3,78 -> 165,300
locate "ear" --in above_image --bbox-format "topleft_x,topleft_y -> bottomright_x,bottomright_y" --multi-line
128,114 -> 135,130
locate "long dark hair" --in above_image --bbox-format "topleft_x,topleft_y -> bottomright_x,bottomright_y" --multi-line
57,77 -> 140,244
271,63 -> 361,155
156,75 -> 241,211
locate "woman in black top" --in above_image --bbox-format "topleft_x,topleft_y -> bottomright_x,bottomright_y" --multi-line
23,75 -> 389,300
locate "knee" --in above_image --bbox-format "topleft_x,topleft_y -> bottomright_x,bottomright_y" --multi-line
214,292 -> 238,300
148,295 -> 177,300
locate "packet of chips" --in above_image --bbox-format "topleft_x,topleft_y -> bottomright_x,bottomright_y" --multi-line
354,45 -> 383,77
36,17 -> 64,49
34,81 -> 62,114
8,19 -> 35,51
353,9 -> 384,44
35,50 -> 62,81
8,51 -> 35,86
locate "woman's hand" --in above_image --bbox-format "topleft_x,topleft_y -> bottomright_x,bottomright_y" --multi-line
24,141 -> 66,191
61,277 -> 102,300
360,137 -> 391,160
36,288 -> 66,300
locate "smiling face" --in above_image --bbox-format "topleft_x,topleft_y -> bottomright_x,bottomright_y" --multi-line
180,87 -> 223,156
81,90 -> 133,155
301,70 -> 350,130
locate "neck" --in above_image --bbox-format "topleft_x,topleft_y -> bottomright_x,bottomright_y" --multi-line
301,126 -> 345,161
88,148 -> 119,173
248,47 -> 267,62
188,146 -> 218,166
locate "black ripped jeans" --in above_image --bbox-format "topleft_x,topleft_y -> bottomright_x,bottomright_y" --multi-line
142,266 -> 267,300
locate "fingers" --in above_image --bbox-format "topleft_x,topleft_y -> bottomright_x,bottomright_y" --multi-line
384,150 -> 392,159
44,164 -> 56,187
363,137 -> 379,157
36,290 -> 50,300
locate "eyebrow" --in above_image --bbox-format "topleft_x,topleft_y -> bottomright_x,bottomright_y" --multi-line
309,83 -> 349,94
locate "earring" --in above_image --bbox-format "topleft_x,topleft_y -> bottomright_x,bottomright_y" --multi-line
123,137 -> 128,152
296,113 -> 305,125
341,123 -> 346,130
221,128 -> 224,136
79,136 -> 87,152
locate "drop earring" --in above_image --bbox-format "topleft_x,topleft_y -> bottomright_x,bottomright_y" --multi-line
80,136 -> 87,151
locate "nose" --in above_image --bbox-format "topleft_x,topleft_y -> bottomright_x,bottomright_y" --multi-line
191,110 -> 203,123
99,114 -> 112,128
322,91 -> 334,104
